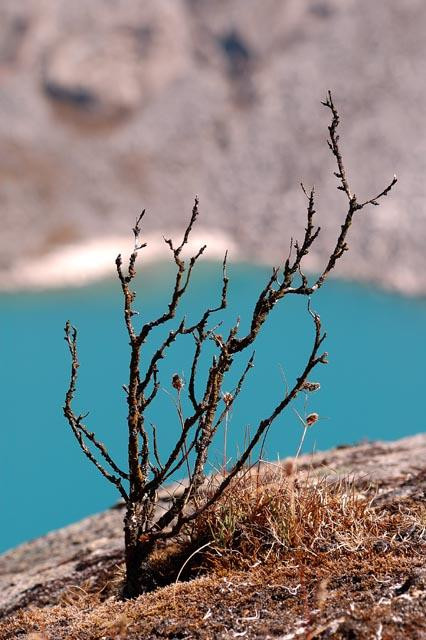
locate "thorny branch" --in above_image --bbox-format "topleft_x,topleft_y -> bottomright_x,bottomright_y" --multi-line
63,93 -> 396,595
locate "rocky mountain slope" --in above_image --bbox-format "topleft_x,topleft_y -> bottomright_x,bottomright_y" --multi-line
0,434 -> 425,638
0,0 -> 425,293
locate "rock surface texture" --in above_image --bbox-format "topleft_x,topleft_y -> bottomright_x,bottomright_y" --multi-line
1,433 -> 425,620
0,0 -> 425,293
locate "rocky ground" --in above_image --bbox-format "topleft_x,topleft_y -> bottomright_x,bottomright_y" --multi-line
0,0 -> 426,293
0,434 -> 425,638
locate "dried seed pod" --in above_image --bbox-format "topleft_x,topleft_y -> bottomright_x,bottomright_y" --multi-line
306,412 -> 319,426
172,373 -> 184,391
223,392 -> 233,407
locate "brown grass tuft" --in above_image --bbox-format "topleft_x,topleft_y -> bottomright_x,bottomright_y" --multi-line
185,463 -> 423,573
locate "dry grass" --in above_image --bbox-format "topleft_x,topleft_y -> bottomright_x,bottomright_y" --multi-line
1,463 -> 425,639
184,462 -> 423,574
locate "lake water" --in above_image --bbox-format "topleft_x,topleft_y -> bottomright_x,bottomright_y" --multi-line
1,262 -> 425,553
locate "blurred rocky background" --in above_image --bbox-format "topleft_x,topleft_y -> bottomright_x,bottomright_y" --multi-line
0,0 -> 425,293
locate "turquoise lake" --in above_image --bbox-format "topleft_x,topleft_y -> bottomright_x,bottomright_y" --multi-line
1,261 -> 425,553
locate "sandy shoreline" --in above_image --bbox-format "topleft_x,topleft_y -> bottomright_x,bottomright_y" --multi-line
0,228 -> 424,297
0,228 -> 239,291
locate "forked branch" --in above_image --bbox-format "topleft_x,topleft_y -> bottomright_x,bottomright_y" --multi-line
63,322 -> 128,501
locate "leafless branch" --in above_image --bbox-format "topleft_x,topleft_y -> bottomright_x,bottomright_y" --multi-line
63,322 -> 128,500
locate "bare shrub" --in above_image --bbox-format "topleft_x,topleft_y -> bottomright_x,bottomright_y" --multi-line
63,93 -> 396,598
